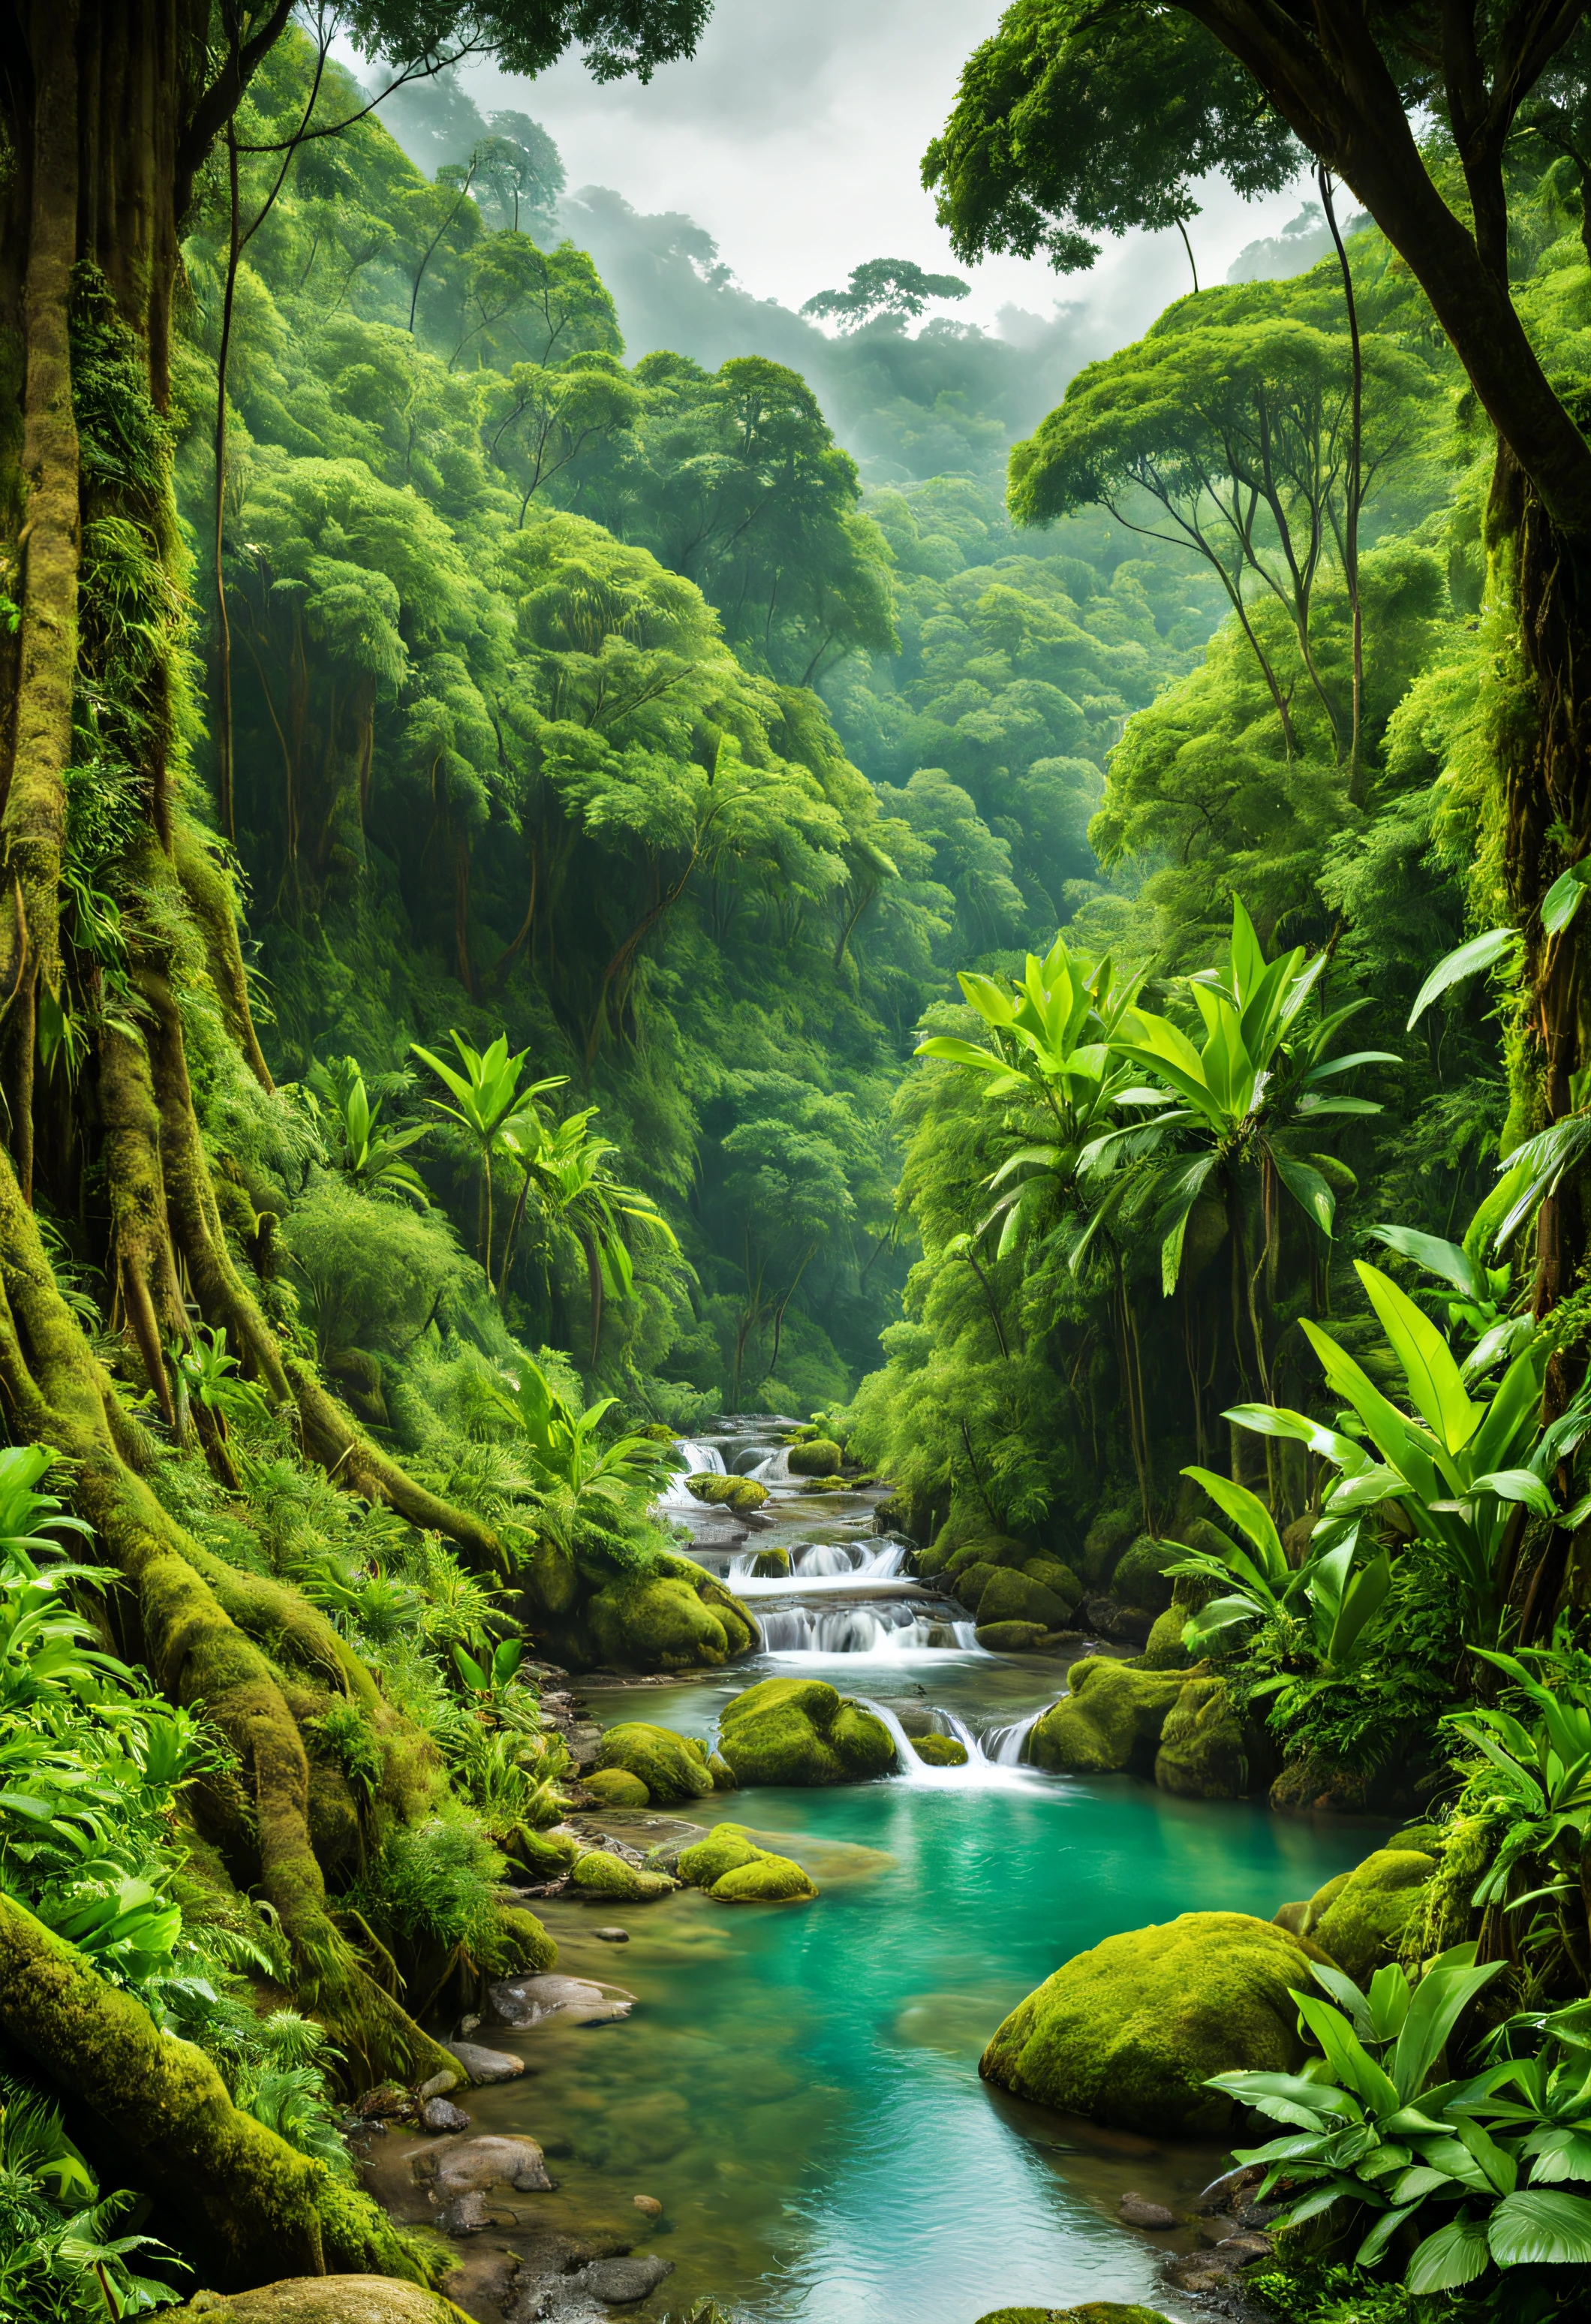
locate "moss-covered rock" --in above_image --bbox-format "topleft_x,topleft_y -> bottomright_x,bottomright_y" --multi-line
583,1767 -> 651,1808
976,1621 -> 1051,1652
976,2308 -> 1174,2324
716,1677 -> 897,1785
946,1533 -> 1028,1579
711,1854 -> 817,1902
749,1546 -> 791,1576
1029,1660 -> 1187,1775
676,1824 -> 762,1886
596,1721 -> 714,1805
1024,1556 -> 1082,1605
787,1437 -> 842,1477
493,1907 -> 557,1974
1138,1606 -> 1192,1671
1111,1535 -> 1179,1614
570,1850 -> 675,1901
177,2282 -> 453,2323
1304,1849 -> 1439,1981
979,1912 -> 1313,2136
687,1473 -> 770,1513
976,1568 -> 1074,1629
708,1750 -> 737,1790
514,1826 -> 579,1877
1154,1676 -> 1272,1801
1081,1501 -> 1138,1587
951,1560 -> 999,1610
911,1733 -> 970,1766
584,1553 -> 756,1672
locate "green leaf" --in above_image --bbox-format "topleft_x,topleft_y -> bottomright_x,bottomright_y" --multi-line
1356,1260 -> 1481,1455
1405,2211 -> 1493,2291
1407,927 -> 1520,1029
1370,1223 -> 1489,1304
1182,1466 -> 1287,1586
1543,860 -> 1591,936
1389,1954 -> 1505,2104
1468,1468 -> 1558,1518
1486,2186 -> 1591,2265
1272,1148 -> 1336,1238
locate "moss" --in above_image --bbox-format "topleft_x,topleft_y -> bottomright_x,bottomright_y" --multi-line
514,1827 -> 578,1876
976,1621 -> 1051,1651
1153,1676 -> 1271,1800
492,1906 -> 557,1973
979,1911 -> 1313,2137
710,1853 -> 817,1901
676,1824 -> 763,1886
951,1560 -> 999,1609
596,1720 -> 715,1804
1111,1534 -> 1179,1613
976,1568 -> 1073,1628
687,1473 -> 770,1513
583,1767 -> 651,1806
570,1850 -> 675,1900
1024,1556 -> 1082,1604
584,1558 -> 756,1672
749,1547 -> 791,1576
1081,1501 -> 1138,1585
1307,1849 -> 1439,1981
912,1733 -> 970,1766
708,1751 -> 738,1790
174,2283 -> 456,2322
1029,1660 -> 1188,1775
787,1437 -> 842,1476
315,2180 -> 450,2283
717,1677 -> 897,1785
946,1533 -> 1027,1579
1138,1606 -> 1192,1671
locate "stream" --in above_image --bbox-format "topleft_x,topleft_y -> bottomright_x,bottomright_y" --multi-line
435,1424 -> 1367,2322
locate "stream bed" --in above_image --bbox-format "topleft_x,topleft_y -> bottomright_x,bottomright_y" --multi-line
432,1429 -> 1370,2322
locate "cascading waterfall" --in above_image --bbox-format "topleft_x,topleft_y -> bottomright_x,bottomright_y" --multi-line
657,1440 -> 726,1510
980,1709 -> 1042,1767
749,1446 -> 791,1483
851,1697 -> 1039,1790
756,1603 -> 981,1656
727,1539 -> 911,1581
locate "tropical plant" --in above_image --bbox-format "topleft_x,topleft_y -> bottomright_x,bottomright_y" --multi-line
308,1054 -> 432,1204
489,1358 -> 683,1555
0,2075 -> 181,2319
496,1103 -> 681,1355
412,1031 -> 567,1278
452,1628 -> 524,1711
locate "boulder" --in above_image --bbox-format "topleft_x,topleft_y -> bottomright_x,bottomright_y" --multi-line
976,2308 -> 1175,2324
419,2097 -> 470,2133
1112,1535 -> 1179,1614
749,1546 -> 791,1576
486,1973 -> 632,2027
583,1552 -> 757,1672
1138,1606 -> 1192,1672
1081,1501 -> 1139,1586
687,1473 -> 769,1513
441,2040 -> 523,2085
675,1823 -> 762,1886
571,2254 -> 673,2304
787,1437 -> 842,1477
911,1734 -> 969,1766
675,1820 -> 817,1902
514,1826 -> 579,1877
979,1911 -> 1313,2136
708,1751 -> 738,1789
174,2283 -> 455,2323
1300,1848 -> 1439,1982
976,1621 -> 1051,1653
1153,1676 -> 1272,1801
1119,2193 -> 1176,2227
583,1767 -> 650,1808
976,1568 -> 1074,1630
1024,1556 -> 1083,1606
1029,1660 -> 1187,1775
417,2133 -> 552,2194
570,1850 -> 675,1901
595,1720 -> 714,1805
715,1677 -> 896,1785
946,1533 -> 1030,1579
951,1561 -> 1000,1611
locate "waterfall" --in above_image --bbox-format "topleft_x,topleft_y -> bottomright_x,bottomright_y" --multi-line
756,1603 -> 981,1656
852,1697 -> 943,1786
981,1709 -> 1042,1767
657,1439 -> 726,1510
731,1539 -> 911,1579
749,1446 -> 791,1483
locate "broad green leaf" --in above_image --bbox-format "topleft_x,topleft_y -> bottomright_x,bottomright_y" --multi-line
1543,859 -> 1591,936
1298,1317 -> 1448,1501
1292,1991 -> 1400,2115
1486,2186 -> 1591,2265
1183,1467 -> 1287,1585
1468,1468 -> 1557,1518
1356,2202 -> 1423,2265
914,1036 -> 1005,1070
1356,1260 -> 1481,1454
1323,1549 -> 1393,1668
1407,926 -> 1521,1029
1405,2211 -> 1493,2291
1390,1955 -> 1505,2103
1273,1149 -> 1335,1237
1370,1224 -> 1488,1303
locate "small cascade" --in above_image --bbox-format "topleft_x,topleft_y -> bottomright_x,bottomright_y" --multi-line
748,1446 -> 791,1483
657,1440 -> 726,1510
756,1603 -> 981,1656
732,1538 -> 912,1580
981,1709 -> 1042,1767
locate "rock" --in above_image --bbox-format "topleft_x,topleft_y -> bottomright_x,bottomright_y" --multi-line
1194,2164 -> 1264,2214
419,2133 -> 552,2196
582,1767 -> 651,1808
632,2195 -> 662,2217
911,1733 -> 969,1766
487,1973 -> 633,2027
1111,1535 -> 1180,1614
675,1820 -> 817,1901
1269,1755 -> 1385,1816
976,1620 -> 1051,1653
708,1750 -> 738,1790
1119,2193 -> 1176,2227
582,1551 -> 758,1672
1081,1597 -> 1156,1644
1081,1501 -> 1139,1586
687,1472 -> 770,1513
573,2254 -> 674,2304
570,1849 -> 675,1901
976,1568 -> 1075,1630
441,2190 -> 489,2235
749,1546 -> 791,1575
1029,1660 -> 1187,1775
979,1911 -> 1315,2136
976,2307 -> 1176,2324
417,2068 -> 462,2100
441,2040 -> 525,2085
355,2083 -> 414,2121
420,2097 -> 471,2133
715,1676 -> 896,1785
1154,1675 -> 1274,1800
1023,1555 -> 1083,1608
1300,1847 -> 1439,1980
786,1437 -> 841,1477
596,1720 -> 715,1805
1137,1606 -> 1192,1672
173,2280 -> 457,2322
593,1925 -> 630,1943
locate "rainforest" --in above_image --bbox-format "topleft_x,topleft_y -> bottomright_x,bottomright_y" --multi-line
11,5 -> 1591,2324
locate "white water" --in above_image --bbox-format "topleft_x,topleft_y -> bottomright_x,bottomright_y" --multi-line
749,1446 -> 791,1483
980,1708 -> 1042,1767
759,1603 -> 984,1657
728,1539 -> 909,1582
853,1696 -> 1039,1791
656,1439 -> 726,1510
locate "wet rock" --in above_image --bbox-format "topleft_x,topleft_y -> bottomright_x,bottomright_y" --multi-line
442,2190 -> 491,2235
487,1973 -> 634,2028
443,2039 -> 525,2085
571,2254 -> 673,2304
417,2134 -> 552,2197
631,2195 -> 662,2217
420,2097 -> 471,2133
173,2280 -> 464,2322
1193,2163 -> 1263,2214
1081,1595 -> 1156,1644
593,1925 -> 630,1943
417,2068 -> 461,2100
1119,2193 -> 1176,2227
354,2082 -> 415,2121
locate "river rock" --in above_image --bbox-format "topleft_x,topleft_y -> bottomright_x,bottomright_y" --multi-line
1030,1660 -> 1186,1775
1291,1847 -> 1439,1980
173,2280 -> 460,2322
979,1911 -> 1313,2137
976,1620 -> 1051,1653
420,2097 -> 470,2133
418,2133 -> 552,2195
441,2190 -> 490,2236
417,2067 -> 462,2100
581,1550 -> 758,1672
1119,2192 -> 1176,2227
976,1568 -> 1075,1630
632,2195 -> 662,2217
442,2039 -> 524,2085
583,1767 -> 651,1807
571,2254 -> 674,2303
595,1720 -> 715,1804
593,1925 -> 630,1942
715,1675 -> 896,1785
675,1821 -> 818,1901
1153,1675 -> 1274,1801
487,1973 -> 633,2027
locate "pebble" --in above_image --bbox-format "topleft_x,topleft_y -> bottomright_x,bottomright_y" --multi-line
487,1973 -> 633,2027
443,2039 -> 525,2085
1120,2191 -> 1177,2228
594,1925 -> 630,1943
420,2097 -> 471,2133
632,2195 -> 662,2217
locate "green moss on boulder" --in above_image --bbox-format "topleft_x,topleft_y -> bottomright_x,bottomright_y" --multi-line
979,1912 -> 1313,2136
711,1854 -> 817,1902
493,1907 -> 557,1973
1029,1660 -> 1187,1775
716,1678 -> 897,1785
976,1568 -> 1074,1629
570,1850 -> 675,1901
787,1438 -> 842,1477
1306,1849 -> 1439,1981
951,1561 -> 998,1611
597,1721 -> 714,1805
911,1733 -> 969,1766
946,1534 -> 1028,1579
676,1824 -> 762,1886
1154,1677 -> 1271,1801
1138,1608 -> 1190,1671
515,1826 -> 579,1877
176,2282 -> 453,2323
708,1751 -> 738,1789
1111,1535 -> 1179,1614
749,1547 -> 791,1576
585,1553 -> 756,1672
687,1473 -> 770,1513
976,1621 -> 1051,1652
1081,1501 -> 1138,1586
583,1767 -> 650,1808
1024,1557 -> 1082,1605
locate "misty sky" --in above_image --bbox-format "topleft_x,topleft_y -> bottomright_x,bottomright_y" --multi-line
455,0 -> 1313,348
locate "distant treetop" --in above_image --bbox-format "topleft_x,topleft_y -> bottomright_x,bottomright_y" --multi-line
801,257 -> 972,333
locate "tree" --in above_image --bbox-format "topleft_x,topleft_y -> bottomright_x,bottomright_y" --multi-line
0,0 -> 713,2112
926,0 -> 1591,1331
801,256 -> 972,331
474,113 -> 566,236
